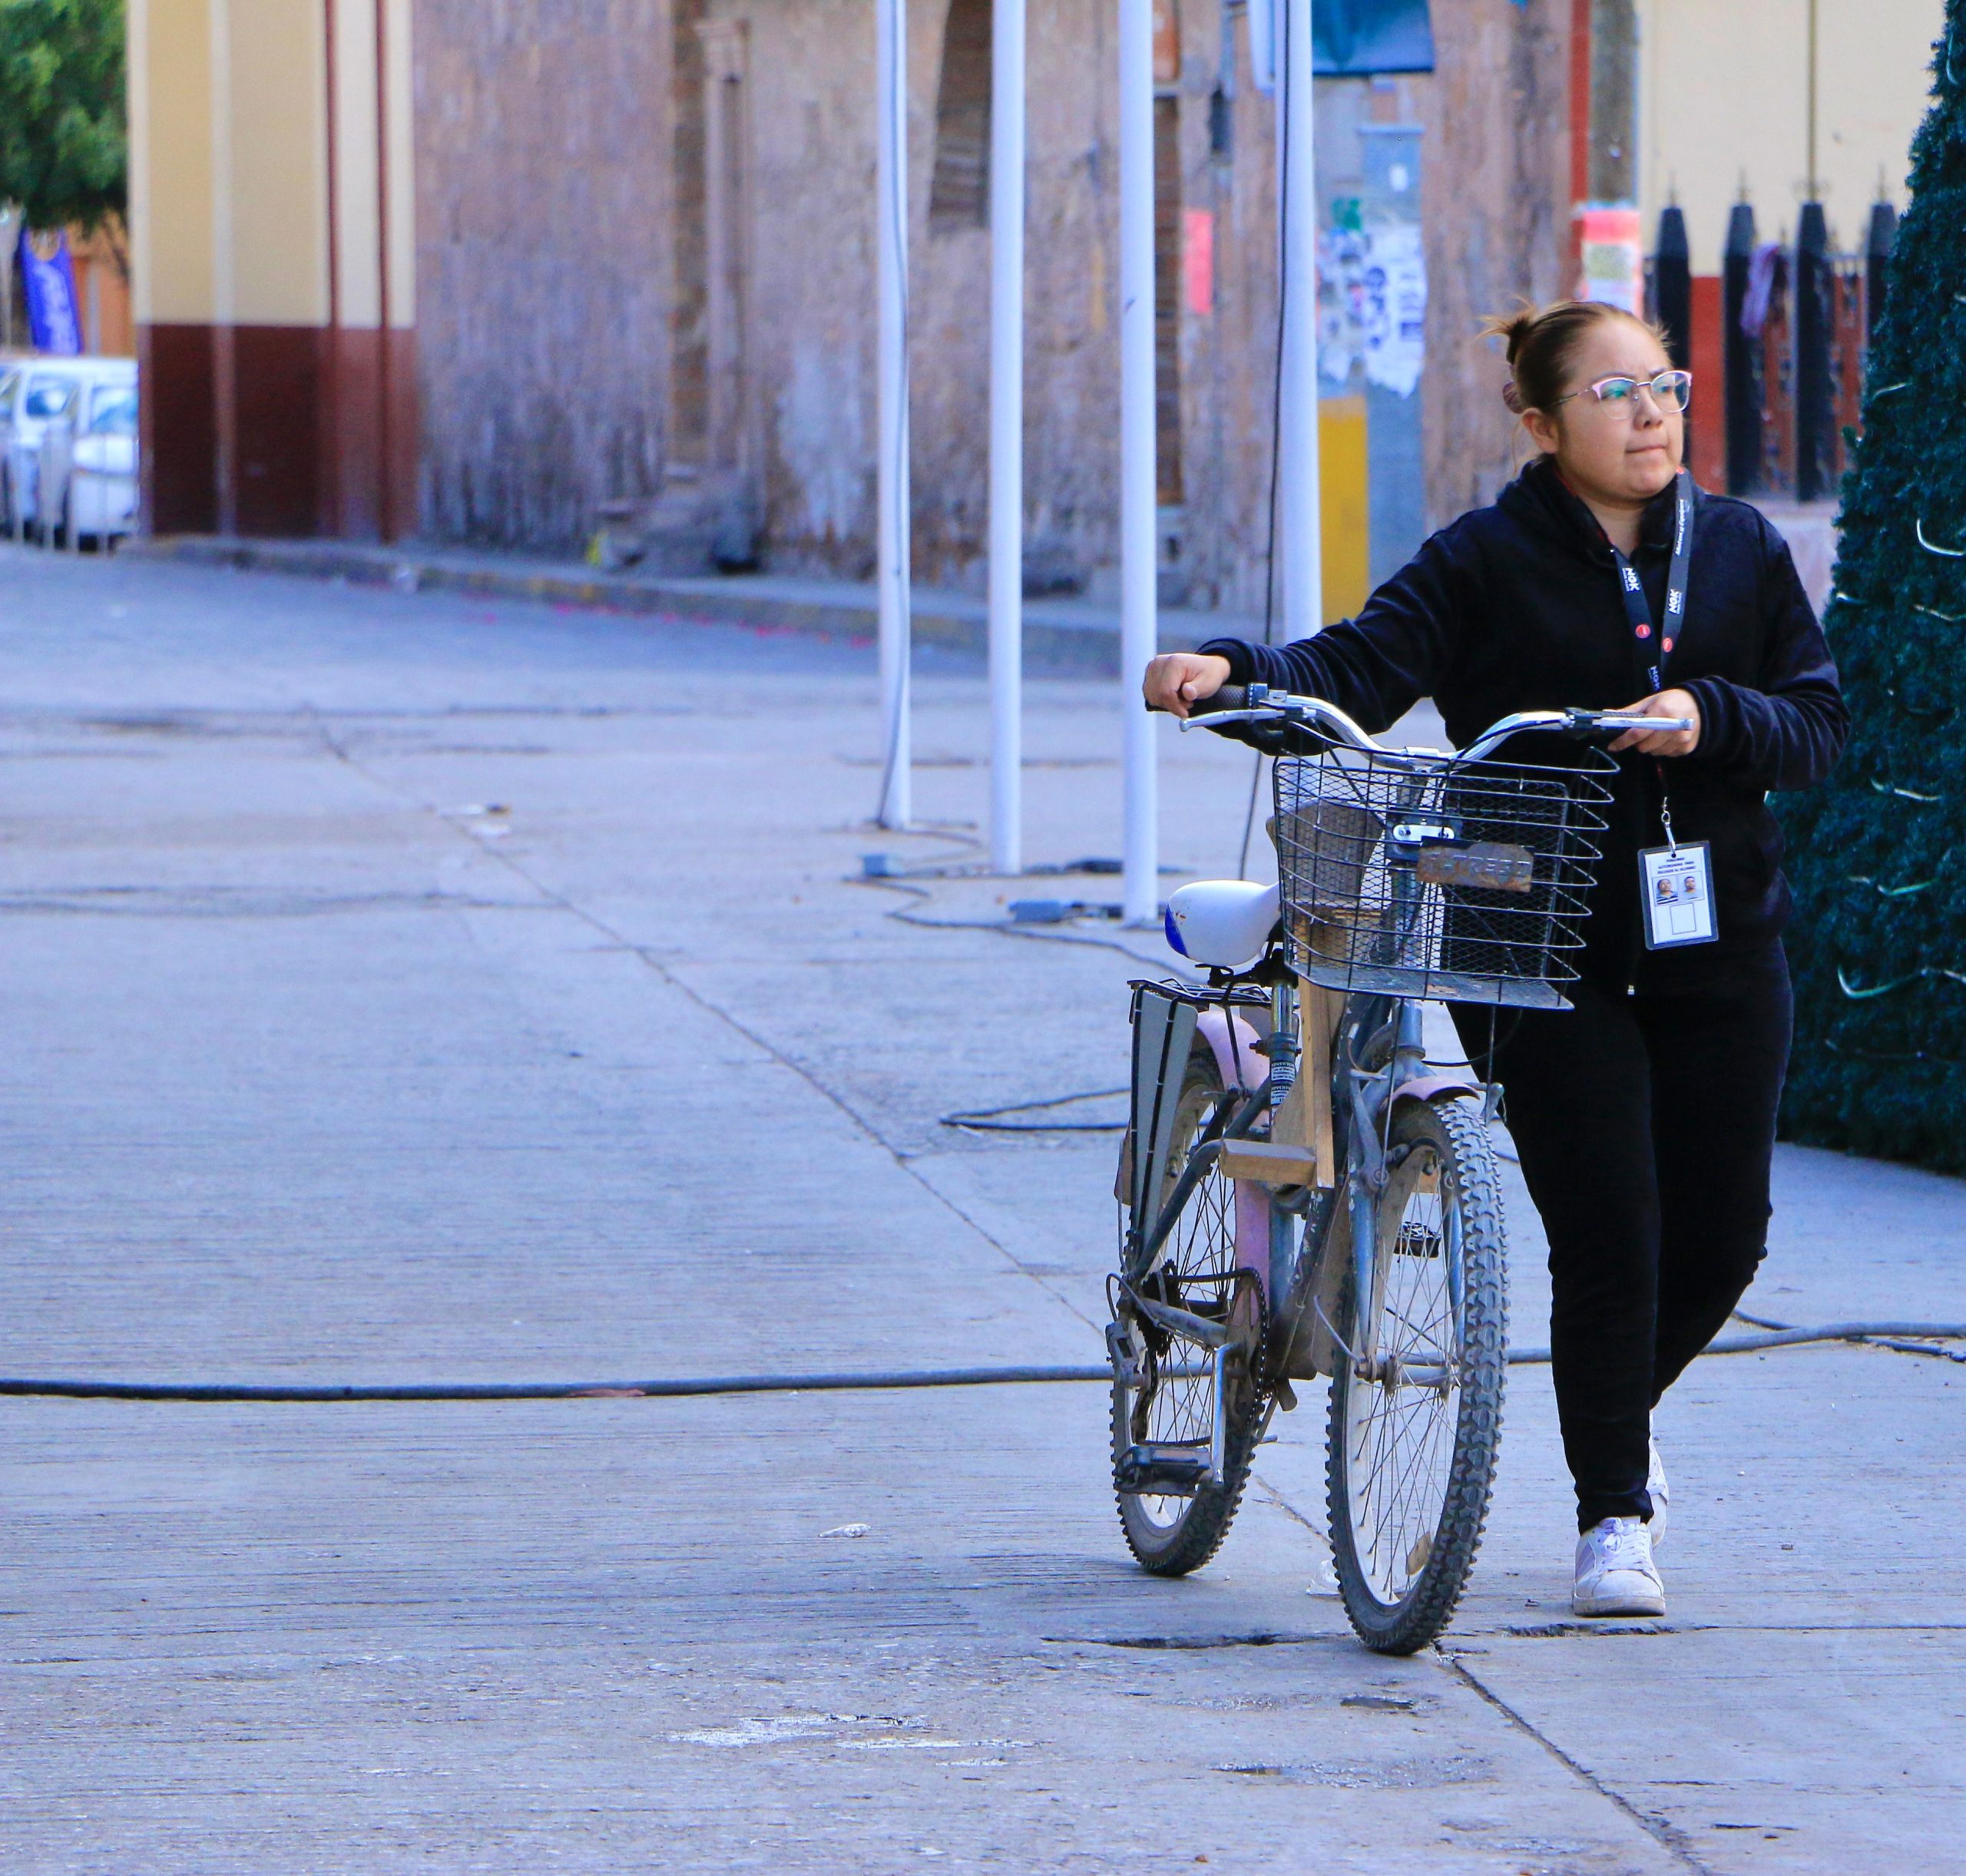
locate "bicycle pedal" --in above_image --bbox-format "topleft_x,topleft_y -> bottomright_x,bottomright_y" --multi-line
1115,1445 -> 1213,1495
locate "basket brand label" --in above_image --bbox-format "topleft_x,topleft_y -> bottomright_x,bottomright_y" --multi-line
1415,840 -> 1537,895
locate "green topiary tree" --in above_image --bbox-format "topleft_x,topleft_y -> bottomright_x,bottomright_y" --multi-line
1779,7 -> 1966,1171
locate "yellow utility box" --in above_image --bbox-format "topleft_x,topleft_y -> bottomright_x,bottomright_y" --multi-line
1319,394 -> 1371,625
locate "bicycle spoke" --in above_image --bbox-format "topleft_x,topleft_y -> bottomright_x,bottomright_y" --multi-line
1342,1153 -> 1473,1605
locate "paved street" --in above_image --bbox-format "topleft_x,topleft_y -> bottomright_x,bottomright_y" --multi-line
2,544 -> 1963,1874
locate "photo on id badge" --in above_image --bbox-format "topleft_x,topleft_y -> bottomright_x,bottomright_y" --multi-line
1641,842 -> 1717,949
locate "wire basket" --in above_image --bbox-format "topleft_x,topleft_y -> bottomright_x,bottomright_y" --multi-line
1272,746 -> 1614,1010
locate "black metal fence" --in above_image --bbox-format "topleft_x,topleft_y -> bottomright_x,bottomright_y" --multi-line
1647,199 -> 1897,505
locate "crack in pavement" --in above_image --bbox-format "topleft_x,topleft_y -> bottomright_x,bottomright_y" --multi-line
1439,1649 -> 1719,1875
308,713 -> 1105,1339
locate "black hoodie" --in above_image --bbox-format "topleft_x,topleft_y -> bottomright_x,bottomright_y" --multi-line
1198,457 -> 1849,993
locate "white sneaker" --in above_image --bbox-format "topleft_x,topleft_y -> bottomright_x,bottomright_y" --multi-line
1647,1428 -> 1670,1551
1573,1517 -> 1666,1617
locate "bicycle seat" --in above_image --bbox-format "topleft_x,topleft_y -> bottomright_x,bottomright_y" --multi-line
1163,879 -> 1281,970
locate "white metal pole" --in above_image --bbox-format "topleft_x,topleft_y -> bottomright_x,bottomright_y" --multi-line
876,0 -> 913,828
1277,0 -> 1322,640
988,0 -> 1025,875
1118,0 -> 1159,926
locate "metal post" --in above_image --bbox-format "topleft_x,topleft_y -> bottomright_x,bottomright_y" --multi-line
1654,204 -> 1690,366
1795,200 -> 1833,504
875,0 -> 912,829
988,0 -> 1025,875
1277,0 -> 1321,639
1,208 -> 14,352
1865,198 -> 1898,344
1119,0 -> 1158,926
1805,0 -> 1819,206
1723,200 -> 1759,498
1654,202 -> 1692,471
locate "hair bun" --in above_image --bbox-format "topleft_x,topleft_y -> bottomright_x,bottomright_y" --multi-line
1477,297 -> 1670,419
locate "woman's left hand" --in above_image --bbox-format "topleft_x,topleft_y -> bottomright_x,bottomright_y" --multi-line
1610,687 -> 1702,756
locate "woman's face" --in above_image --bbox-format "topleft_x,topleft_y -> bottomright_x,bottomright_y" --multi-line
1526,318 -> 1683,505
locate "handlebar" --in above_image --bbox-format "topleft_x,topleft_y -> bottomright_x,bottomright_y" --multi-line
1158,683 -> 1690,762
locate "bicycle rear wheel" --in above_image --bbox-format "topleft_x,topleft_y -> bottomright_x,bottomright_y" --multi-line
1110,1040 -> 1267,1577
1326,1092 -> 1506,1653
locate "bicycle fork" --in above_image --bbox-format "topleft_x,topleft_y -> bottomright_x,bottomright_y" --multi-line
1344,998 -> 1428,1377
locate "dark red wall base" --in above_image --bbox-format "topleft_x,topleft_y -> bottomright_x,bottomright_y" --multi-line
138,319 -> 416,541
1688,276 -> 1726,495
141,323 -> 218,535
233,325 -> 324,537
384,326 -> 419,544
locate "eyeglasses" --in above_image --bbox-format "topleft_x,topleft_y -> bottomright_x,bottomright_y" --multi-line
1553,370 -> 1693,416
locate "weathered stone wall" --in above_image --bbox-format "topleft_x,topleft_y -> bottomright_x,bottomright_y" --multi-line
408,0 -> 1570,587
717,0 -> 1122,590
722,0 -> 1569,601
1419,0 -> 1572,529
723,0 -> 1274,601
414,0 -> 674,551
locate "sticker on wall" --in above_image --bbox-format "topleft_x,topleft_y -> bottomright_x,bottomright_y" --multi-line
1579,206 -> 1645,316
1319,217 -> 1427,399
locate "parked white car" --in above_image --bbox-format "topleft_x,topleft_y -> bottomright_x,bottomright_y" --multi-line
38,363 -> 138,548
0,358 -> 93,535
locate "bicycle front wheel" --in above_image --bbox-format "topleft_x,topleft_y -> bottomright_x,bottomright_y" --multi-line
1327,1093 -> 1507,1654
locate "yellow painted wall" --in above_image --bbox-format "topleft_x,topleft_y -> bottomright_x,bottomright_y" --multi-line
382,0 -> 416,328
129,0 -> 216,323
129,0 -> 331,327
317,0 -> 414,329
1638,0 -> 1944,262
332,0 -> 382,327
1320,395 -> 1370,624
226,0 -> 329,324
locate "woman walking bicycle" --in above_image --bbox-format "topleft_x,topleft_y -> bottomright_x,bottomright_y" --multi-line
1144,299 -> 1847,1617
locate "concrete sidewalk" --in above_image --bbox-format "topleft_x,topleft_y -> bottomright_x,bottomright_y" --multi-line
132,532 -> 1256,672
1,544 -> 1959,1874
127,493 -> 1841,670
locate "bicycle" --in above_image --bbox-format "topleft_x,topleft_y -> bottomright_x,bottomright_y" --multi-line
1108,684 -> 1686,1653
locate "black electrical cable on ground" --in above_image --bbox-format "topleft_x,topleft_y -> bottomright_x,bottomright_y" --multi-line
5,1320 -> 1962,1402
0,1365 -> 1114,1405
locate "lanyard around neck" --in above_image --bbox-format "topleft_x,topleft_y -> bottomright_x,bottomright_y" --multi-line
1605,468 -> 1693,694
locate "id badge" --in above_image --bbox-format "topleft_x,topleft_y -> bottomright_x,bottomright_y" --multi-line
1640,842 -> 1717,949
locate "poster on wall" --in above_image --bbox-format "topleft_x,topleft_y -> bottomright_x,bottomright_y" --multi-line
1319,214 -> 1428,399
1578,207 -> 1644,316
16,229 -> 81,356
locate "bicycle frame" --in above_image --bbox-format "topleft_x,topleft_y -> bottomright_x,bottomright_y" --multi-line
1122,689 -> 1681,1462
1126,963 -> 1478,1411
1136,687 -> 1684,1395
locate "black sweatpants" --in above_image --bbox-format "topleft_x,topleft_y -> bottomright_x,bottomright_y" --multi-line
1451,945 -> 1794,1531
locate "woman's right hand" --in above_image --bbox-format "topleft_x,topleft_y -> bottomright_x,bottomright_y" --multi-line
1142,652 -> 1233,719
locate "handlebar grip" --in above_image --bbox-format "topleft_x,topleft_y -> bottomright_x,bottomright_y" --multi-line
1146,684 -> 1248,717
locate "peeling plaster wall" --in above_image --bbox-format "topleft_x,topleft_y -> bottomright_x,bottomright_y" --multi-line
402,0 -> 1569,591
415,0 -> 673,551
728,0 -> 1569,602
1419,0 -> 1571,530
